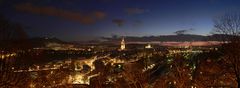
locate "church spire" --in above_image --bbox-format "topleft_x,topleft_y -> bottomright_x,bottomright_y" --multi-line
120,37 -> 125,50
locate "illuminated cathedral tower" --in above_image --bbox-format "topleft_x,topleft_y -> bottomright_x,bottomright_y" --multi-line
120,37 -> 125,50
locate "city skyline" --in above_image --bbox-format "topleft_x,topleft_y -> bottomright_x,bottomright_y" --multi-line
1,0 -> 240,87
1,0 -> 240,41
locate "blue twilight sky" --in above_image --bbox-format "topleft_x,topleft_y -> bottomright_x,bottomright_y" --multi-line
1,0 -> 240,41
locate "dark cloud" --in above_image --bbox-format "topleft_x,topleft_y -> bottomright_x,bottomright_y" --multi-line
112,19 -> 143,27
94,11 -> 106,20
126,8 -> 148,15
15,3 -> 106,24
112,19 -> 125,27
174,28 -> 194,35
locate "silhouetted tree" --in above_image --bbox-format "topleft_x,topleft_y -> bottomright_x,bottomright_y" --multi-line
29,70 -> 71,87
154,53 -> 192,88
0,15 -> 28,41
0,14 -> 30,87
193,58 -> 236,87
0,14 -> 31,50
213,12 -> 240,88
0,52 -> 29,87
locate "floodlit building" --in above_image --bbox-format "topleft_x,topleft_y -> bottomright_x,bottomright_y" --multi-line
120,37 -> 126,50
145,44 -> 152,49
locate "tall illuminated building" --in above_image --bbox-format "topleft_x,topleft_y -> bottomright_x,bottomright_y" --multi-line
145,44 -> 152,49
120,37 -> 125,50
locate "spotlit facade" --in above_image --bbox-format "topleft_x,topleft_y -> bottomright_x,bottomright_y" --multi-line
120,37 -> 126,50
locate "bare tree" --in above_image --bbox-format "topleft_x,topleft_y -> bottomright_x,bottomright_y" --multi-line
0,14 -> 28,41
193,58 -> 236,87
154,54 -> 192,88
0,14 -> 30,87
213,12 -> 240,88
0,14 -> 30,50
0,52 -> 29,87
213,12 -> 240,42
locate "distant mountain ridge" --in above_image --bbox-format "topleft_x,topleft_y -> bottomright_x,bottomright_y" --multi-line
101,34 -> 225,42
29,34 -> 228,45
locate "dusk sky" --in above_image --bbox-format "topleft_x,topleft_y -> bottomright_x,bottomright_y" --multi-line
1,0 -> 240,41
